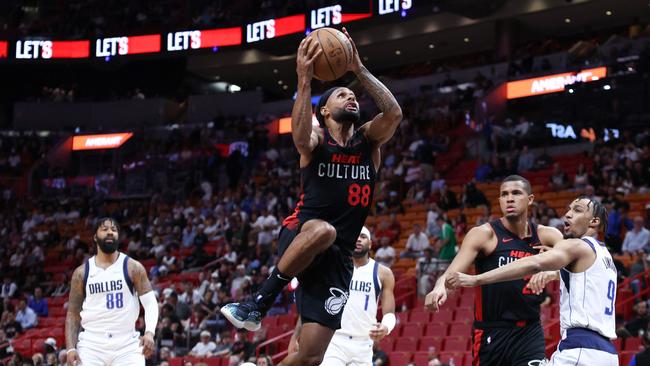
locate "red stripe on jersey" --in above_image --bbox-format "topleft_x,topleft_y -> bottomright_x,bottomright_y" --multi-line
474,286 -> 483,321
473,328 -> 483,366
282,194 -> 304,230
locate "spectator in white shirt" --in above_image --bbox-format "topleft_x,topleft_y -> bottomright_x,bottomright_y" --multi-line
401,223 -> 430,259
16,299 -> 38,329
375,237 -> 396,268
1,277 -> 18,300
622,216 -> 650,253
178,282 -> 202,305
189,331 -> 217,357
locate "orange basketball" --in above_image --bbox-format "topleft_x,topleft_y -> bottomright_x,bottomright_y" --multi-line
307,28 -> 353,81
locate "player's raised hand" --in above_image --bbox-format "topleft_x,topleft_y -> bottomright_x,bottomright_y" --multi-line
341,27 -> 363,73
369,323 -> 389,341
67,349 -> 81,365
424,282 -> 447,312
296,36 -> 322,81
140,332 -> 155,359
447,272 -> 479,288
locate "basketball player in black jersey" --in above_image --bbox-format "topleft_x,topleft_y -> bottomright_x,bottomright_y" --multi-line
425,175 -> 564,366
221,28 -> 402,366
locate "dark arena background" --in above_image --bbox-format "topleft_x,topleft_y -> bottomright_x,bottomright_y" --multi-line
1,0 -> 650,365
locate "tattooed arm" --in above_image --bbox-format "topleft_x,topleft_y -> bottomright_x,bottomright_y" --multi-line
128,259 -> 158,358
65,265 -> 85,365
343,28 -> 402,146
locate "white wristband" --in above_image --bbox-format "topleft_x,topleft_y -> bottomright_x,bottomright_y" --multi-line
380,313 -> 396,334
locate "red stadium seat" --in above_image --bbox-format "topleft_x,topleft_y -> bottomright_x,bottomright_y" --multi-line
619,351 -> 635,366
443,337 -> 469,352
457,293 -> 474,308
425,323 -> 448,337
262,316 -> 278,329
203,356 -> 223,366
413,351 -> 433,366
431,309 -> 453,323
394,337 -> 418,352
13,338 -> 31,355
388,351 -> 412,365
168,357 -> 183,366
183,356 -> 204,365
624,337 -> 643,351
439,351 -> 465,365
379,337 -> 394,353
418,336 -> 442,352
396,312 -> 409,324
276,313 -> 297,330
49,307 -> 66,317
454,307 -> 473,322
613,338 -> 622,351
401,323 -> 425,337
448,322 -> 472,337
408,310 -> 431,323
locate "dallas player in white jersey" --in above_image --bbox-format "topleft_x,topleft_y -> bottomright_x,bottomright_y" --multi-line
288,227 -> 396,365
65,218 -> 159,366
448,197 -> 618,366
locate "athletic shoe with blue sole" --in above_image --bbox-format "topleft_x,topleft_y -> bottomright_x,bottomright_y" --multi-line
220,302 -> 262,332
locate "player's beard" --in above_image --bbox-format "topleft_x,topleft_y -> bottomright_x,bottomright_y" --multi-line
332,108 -> 360,124
353,247 -> 369,259
97,237 -> 118,254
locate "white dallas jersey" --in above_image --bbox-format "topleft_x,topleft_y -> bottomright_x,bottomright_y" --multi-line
559,236 -> 617,339
80,252 -> 140,334
339,259 -> 381,337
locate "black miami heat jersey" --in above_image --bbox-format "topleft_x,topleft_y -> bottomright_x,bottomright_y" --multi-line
474,219 -> 544,323
283,128 -> 376,256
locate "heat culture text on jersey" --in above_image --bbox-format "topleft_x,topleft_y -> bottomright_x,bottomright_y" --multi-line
317,153 -> 373,180
87,279 -> 123,295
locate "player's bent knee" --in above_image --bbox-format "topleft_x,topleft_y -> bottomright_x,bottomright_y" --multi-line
305,220 -> 337,248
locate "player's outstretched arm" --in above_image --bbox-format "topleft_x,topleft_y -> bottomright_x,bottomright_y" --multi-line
448,239 -> 590,288
424,225 -> 490,311
129,259 -> 158,359
526,225 -> 564,294
341,28 -> 402,146
371,265 -> 396,341
291,37 -> 322,158
65,264 -> 85,366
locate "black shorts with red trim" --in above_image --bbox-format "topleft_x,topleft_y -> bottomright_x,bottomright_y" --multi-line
472,320 -> 545,366
278,225 -> 353,330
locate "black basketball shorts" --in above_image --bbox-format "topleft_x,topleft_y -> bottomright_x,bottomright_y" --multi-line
472,321 -> 546,366
278,225 -> 354,330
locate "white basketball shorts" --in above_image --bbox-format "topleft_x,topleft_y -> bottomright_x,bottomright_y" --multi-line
321,332 -> 373,366
77,330 -> 145,366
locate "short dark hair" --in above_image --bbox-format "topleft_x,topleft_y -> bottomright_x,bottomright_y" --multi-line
576,195 -> 608,233
502,175 -> 532,194
93,217 -> 121,242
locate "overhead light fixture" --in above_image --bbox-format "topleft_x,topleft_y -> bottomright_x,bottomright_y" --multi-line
568,88 -> 574,93
283,85 -> 288,90
605,10 -> 612,15
278,80 -> 283,85
363,56 -> 368,61
564,18 -> 571,23
395,50 -> 401,55
273,69 -> 279,74
603,84 -> 611,90
463,37 -> 470,43
428,44 -> 435,49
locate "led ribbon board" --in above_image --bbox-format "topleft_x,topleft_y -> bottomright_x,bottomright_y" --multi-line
506,67 -> 607,99
72,133 -> 133,151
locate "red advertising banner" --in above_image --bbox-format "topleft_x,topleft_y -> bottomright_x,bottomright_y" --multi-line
15,40 -> 90,59
95,34 -> 161,57
0,41 -> 7,58
246,14 -> 306,43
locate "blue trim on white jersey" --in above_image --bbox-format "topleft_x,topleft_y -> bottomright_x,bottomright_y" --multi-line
83,260 -> 90,296
123,256 -> 134,294
581,238 -> 597,254
558,328 -> 617,355
372,261 -> 380,301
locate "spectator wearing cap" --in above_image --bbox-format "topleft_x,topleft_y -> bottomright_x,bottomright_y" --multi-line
28,287 -> 48,317
44,337 -> 57,355
622,216 -> 650,254
189,330 -> 217,357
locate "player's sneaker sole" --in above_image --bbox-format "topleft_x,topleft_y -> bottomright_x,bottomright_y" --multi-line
220,303 -> 261,332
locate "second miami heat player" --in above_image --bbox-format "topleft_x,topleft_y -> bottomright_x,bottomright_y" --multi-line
425,175 -> 564,366
222,28 -> 402,366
